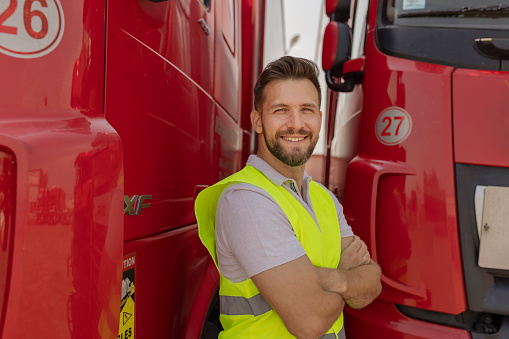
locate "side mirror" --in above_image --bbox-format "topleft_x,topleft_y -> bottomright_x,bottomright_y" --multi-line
326,0 -> 351,22
322,21 -> 350,77
323,0 -> 362,92
323,21 -> 361,92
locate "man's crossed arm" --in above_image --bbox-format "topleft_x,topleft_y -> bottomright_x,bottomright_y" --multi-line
316,236 -> 382,309
251,236 -> 381,339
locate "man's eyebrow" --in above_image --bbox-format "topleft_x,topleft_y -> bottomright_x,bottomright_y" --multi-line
301,103 -> 319,109
268,103 -> 288,110
268,103 -> 319,109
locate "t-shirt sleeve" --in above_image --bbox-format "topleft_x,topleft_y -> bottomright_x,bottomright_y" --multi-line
215,184 -> 306,282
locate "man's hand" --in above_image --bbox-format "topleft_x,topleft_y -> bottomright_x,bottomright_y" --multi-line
315,235 -> 382,310
315,260 -> 381,310
338,236 -> 371,270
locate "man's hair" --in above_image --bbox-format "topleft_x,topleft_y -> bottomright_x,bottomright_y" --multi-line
254,56 -> 321,112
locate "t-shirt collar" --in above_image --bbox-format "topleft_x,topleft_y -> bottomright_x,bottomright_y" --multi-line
246,154 -> 311,187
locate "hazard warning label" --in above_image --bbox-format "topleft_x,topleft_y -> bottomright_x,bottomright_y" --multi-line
119,253 -> 135,339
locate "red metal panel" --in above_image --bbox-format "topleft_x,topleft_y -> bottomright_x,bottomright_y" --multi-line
0,0 -> 105,113
239,0 -> 263,163
452,69 -> 509,168
122,224 -> 216,339
0,118 -> 123,339
342,13 -> 467,315
214,0 -> 240,122
105,0 -> 245,240
344,299 -> 471,339
0,0 -> 124,337
105,23 -> 216,240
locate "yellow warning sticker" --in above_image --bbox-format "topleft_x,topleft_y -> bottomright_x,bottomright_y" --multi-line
119,253 -> 135,339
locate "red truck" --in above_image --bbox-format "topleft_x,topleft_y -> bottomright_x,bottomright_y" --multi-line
47,185 -> 65,224
318,0 -> 509,338
0,0 -> 263,337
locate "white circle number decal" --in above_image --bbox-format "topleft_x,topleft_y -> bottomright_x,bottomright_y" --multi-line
0,0 -> 64,58
375,107 -> 412,146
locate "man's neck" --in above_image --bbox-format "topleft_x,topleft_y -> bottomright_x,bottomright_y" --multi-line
256,149 -> 306,194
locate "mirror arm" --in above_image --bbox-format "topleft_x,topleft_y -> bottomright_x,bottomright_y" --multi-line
326,69 -> 363,93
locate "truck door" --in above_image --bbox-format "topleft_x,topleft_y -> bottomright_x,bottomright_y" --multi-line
105,0 -> 216,238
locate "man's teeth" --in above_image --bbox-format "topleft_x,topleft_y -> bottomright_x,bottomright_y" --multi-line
283,136 -> 305,142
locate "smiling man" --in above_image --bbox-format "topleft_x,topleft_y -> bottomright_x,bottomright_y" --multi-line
196,56 -> 381,339
257,79 -> 320,169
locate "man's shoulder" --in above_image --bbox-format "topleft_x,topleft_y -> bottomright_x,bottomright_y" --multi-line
222,181 -> 269,195
219,182 -> 276,205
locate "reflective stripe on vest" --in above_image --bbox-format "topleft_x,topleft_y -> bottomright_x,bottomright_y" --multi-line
220,294 -> 272,317
220,294 -> 341,339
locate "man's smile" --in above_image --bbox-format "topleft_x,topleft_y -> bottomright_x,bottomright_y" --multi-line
281,136 -> 308,142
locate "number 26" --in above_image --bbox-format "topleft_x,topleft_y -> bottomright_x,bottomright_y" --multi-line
0,0 -> 49,39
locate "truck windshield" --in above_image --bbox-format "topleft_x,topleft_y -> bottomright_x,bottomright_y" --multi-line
386,0 -> 509,29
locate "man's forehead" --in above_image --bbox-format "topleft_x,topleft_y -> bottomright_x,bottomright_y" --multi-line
261,78 -> 319,107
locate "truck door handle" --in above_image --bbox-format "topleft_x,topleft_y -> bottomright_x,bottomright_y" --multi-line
475,38 -> 509,58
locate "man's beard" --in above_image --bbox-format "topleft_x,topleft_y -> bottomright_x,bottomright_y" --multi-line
262,127 -> 318,167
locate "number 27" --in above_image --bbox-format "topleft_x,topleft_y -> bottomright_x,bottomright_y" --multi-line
381,116 -> 405,136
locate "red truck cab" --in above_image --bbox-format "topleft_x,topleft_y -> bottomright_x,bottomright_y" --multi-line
319,0 -> 509,338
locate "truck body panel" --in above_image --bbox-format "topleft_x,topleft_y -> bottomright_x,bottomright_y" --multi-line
452,69 -> 509,168
0,0 -> 263,337
0,0 -> 124,336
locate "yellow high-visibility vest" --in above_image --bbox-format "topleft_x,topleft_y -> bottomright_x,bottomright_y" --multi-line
195,165 -> 343,338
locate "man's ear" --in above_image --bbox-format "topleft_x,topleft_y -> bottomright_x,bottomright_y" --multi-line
251,110 -> 263,134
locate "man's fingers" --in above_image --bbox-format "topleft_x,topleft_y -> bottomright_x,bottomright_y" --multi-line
341,236 -> 373,268
358,240 -> 366,251
362,251 -> 371,264
356,239 -> 368,255
356,239 -> 371,265
348,236 -> 362,252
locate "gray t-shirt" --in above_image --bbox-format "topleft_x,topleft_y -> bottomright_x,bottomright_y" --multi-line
215,155 -> 354,283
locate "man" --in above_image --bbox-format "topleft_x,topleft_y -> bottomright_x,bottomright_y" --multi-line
196,56 -> 381,339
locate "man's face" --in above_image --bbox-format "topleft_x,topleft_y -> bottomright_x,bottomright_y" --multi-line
252,79 -> 322,167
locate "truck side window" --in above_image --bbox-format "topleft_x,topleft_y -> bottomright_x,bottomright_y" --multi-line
351,0 -> 369,59
221,0 -> 235,53
386,0 -> 395,23
199,0 -> 210,10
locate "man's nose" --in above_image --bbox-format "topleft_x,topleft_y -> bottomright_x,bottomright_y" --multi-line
286,109 -> 306,129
